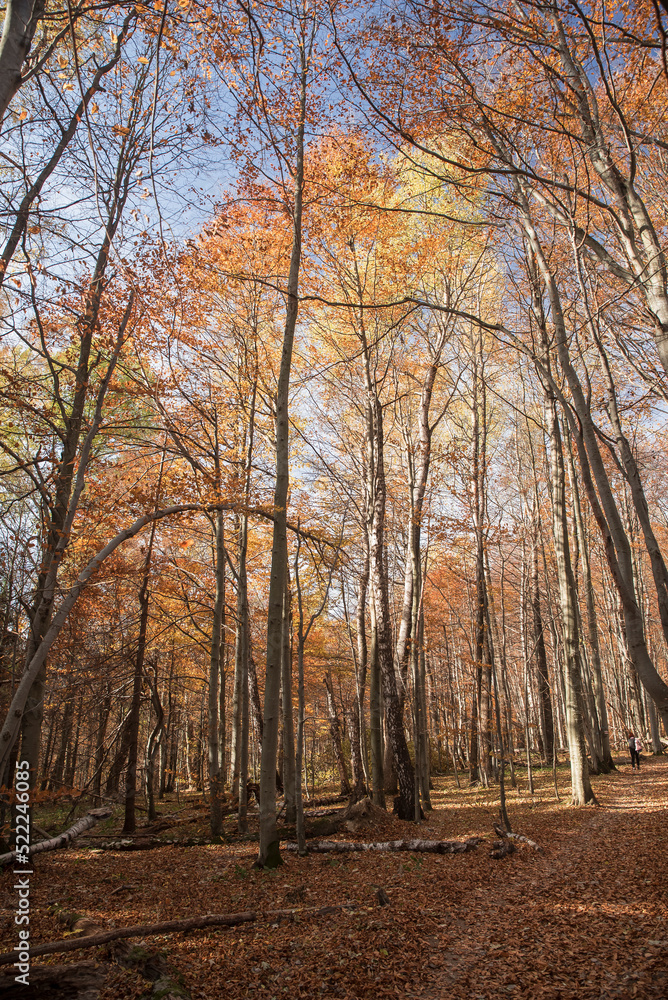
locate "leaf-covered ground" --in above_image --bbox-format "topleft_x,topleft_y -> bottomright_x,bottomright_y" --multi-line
1,756 -> 666,999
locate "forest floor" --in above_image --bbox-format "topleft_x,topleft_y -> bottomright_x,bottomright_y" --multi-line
1,755 -> 667,999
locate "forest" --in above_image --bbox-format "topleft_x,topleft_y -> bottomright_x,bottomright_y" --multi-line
0,1 -> 667,997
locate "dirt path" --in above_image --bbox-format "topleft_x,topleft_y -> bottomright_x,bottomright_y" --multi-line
414,758 -> 668,1000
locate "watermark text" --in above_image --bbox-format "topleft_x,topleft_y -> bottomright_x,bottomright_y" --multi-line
13,761 -> 31,985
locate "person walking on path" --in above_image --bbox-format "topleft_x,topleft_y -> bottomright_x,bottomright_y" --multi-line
628,731 -> 642,770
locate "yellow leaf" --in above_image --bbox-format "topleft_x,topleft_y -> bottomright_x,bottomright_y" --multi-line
58,53 -> 68,68
137,56 -> 149,65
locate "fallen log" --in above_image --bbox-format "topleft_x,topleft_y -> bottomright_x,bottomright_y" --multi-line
492,823 -> 543,853
303,807 -> 346,818
506,832 -> 542,852
0,903 -> 360,966
100,837 -> 167,851
53,908 -> 191,999
490,838 -> 516,860
0,807 -> 112,867
284,837 -> 483,854
309,793 -> 348,807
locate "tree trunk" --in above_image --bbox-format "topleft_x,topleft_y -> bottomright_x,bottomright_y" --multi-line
208,509 -> 226,838
92,683 -> 111,803
229,517 -> 244,795
64,695 -> 82,788
282,575 -> 296,823
564,422 -> 608,773
354,540 -> 370,788
367,394 -> 415,819
531,526 -> 554,764
346,705 -> 366,802
295,630 -> 307,854
123,552 -> 152,835
545,395 -> 595,805
49,694 -> 74,791
145,664 -> 164,824
324,671 -> 351,796
0,0 -> 45,126
257,36 -> 307,868
123,441 -> 167,833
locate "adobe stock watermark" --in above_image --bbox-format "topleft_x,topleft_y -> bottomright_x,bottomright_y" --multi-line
13,761 -> 32,986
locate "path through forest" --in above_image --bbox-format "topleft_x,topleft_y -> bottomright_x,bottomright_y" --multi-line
1,758 -> 666,999
414,759 -> 668,1000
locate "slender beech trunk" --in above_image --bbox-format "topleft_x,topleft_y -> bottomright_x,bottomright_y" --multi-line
295,617 -> 307,855
568,440 -> 613,771
486,600 -> 511,830
257,38 -> 308,867
368,589 -> 385,807
122,527 -> 156,834
122,437 -> 167,834
324,671 -> 351,796
355,542 -> 370,788
347,704 -> 366,801
49,695 -> 74,790
417,605 -> 431,809
342,558 -> 368,799
545,394 -> 595,805
249,654 -> 263,744
646,689 -> 662,754
281,573 -> 296,823
231,516 -> 249,807
494,567 -> 517,788
230,518 -> 244,795
106,714 -> 132,796
293,530 -> 340,847
160,649 -> 176,798
470,335 -> 488,787
396,329 -> 450,811
473,546 -> 491,788
208,509 -> 226,838
366,390 -> 415,819
531,521 -> 554,764
236,379 -> 257,832
39,715 -> 55,791
64,695 -> 82,787
564,423 -> 606,773
237,609 -> 251,834
469,672 -> 480,785
93,683 -> 111,803
145,665 -> 164,824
